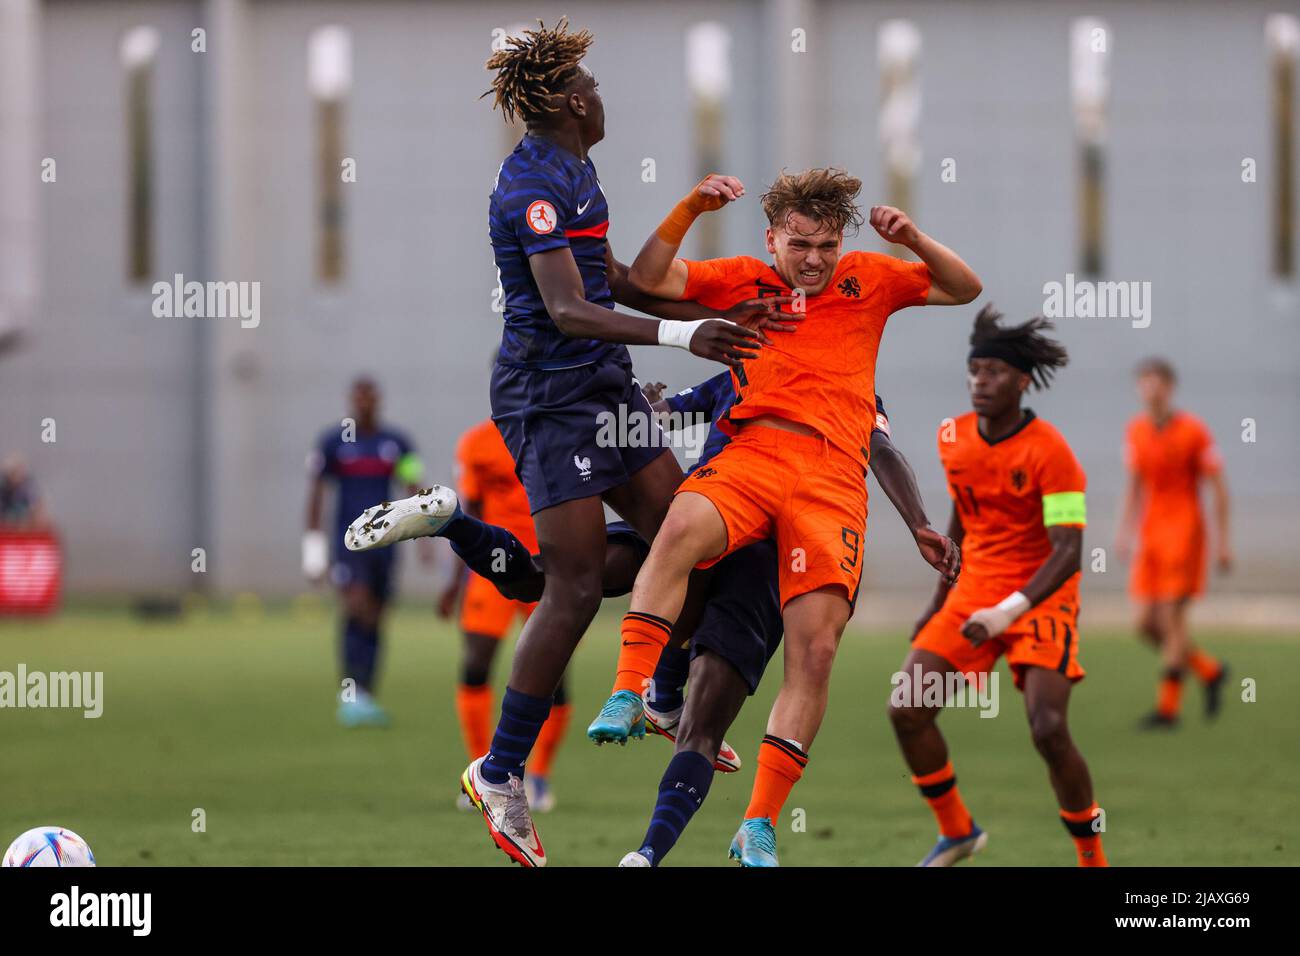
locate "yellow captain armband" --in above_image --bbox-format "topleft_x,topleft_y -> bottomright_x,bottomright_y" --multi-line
1043,491 -> 1087,527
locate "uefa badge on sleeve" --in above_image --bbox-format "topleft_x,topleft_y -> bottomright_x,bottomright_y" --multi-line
526,200 -> 558,235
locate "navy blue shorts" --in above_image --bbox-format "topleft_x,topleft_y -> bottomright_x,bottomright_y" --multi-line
491,351 -> 668,513
691,538 -> 783,694
604,519 -> 650,560
602,519 -> 651,598
331,548 -> 395,602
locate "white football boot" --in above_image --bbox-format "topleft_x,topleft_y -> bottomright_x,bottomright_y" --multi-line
642,699 -> 742,773
344,485 -> 459,552
460,756 -> 546,867
618,850 -> 652,867
524,775 -> 556,813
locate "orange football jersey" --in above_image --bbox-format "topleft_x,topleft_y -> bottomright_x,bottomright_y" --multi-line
455,419 -> 538,553
681,251 -> 930,467
937,411 -> 1086,598
1125,411 -> 1220,546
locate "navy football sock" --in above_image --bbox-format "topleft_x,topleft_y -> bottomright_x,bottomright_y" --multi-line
343,617 -> 380,692
647,642 -> 690,713
481,687 -> 553,785
439,509 -> 533,583
638,750 -> 714,866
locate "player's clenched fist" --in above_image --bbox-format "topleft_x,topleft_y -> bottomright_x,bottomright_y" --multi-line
961,592 -> 1031,646
869,205 -> 921,247
914,526 -> 961,585
693,173 -> 745,211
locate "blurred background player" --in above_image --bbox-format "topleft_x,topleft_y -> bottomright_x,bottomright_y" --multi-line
0,454 -> 49,530
304,377 -> 428,727
1116,358 -> 1232,729
890,307 -> 1106,867
438,417 -> 569,812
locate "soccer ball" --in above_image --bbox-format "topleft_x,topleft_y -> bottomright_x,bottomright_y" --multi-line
2,827 -> 96,867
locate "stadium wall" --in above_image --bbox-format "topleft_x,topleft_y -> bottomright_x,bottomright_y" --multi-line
0,0 -> 1295,606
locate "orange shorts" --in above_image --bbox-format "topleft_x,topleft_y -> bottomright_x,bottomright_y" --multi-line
1131,538 -> 1206,602
913,581 -> 1084,690
458,572 -> 535,639
678,425 -> 867,609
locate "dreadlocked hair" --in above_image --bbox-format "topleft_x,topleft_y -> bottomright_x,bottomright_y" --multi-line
482,19 -> 594,124
761,168 -> 865,236
969,304 -> 1069,390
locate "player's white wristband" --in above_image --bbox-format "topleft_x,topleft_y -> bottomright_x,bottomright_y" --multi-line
302,530 -> 329,579
996,591 -> 1031,620
657,318 -> 712,350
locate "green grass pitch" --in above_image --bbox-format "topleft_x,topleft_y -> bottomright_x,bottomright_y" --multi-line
1,603 -> 1296,866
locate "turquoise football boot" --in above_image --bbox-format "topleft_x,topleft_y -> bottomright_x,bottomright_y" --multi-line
916,824 -> 988,867
728,817 -> 779,867
586,690 -> 646,744
336,691 -> 391,728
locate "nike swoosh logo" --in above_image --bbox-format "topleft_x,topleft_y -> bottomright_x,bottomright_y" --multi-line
577,198 -> 591,215
622,641 -> 654,647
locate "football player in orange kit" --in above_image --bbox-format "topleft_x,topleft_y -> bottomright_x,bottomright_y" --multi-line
1115,358 -> 1231,729
889,306 -> 1107,867
591,168 -> 981,865
439,419 -> 567,811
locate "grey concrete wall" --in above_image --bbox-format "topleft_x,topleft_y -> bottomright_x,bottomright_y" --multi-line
1,0 -> 1295,597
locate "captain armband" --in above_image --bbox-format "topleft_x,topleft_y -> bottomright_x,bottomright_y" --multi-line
1042,491 -> 1087,527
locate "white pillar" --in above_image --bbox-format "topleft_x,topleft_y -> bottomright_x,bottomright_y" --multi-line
202,0 -> 257,592
768,0 -> 819,172
0,0 -> 41,345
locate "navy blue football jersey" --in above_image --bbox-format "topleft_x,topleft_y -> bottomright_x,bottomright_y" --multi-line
489,135 -> 621,370
309,427 -> 416,549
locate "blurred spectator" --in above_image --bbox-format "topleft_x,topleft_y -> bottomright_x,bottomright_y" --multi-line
1,454 -> 49,530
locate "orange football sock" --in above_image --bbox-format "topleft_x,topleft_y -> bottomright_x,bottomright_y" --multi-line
912,761 -> 975,839
1060,803 -> 1109,866
613,612 -> 674,696
1187,649 -> 1222,683
1157,668 -> 1184,718
529,703 -> 571,778
744,735 -> 808,822
455,684 -> 493,760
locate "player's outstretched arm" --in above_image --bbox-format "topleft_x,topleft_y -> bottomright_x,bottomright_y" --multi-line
911,505 -> 964,639
528,245 -> 759,367
962,526 -> 1083,645
627,174 -> 744,299
608,247 -> 796,344
868,205 -> 982,306
869,429 -> 960,584
1208,470 -> 1233,573
303,474 -> 328,582
1113,469 -> 1143,563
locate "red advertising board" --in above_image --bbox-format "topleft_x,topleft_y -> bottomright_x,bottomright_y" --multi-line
0,530 -> 61,614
